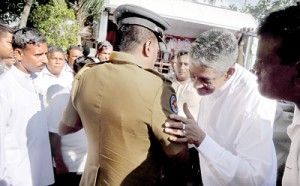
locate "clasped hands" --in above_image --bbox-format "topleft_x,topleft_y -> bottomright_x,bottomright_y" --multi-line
164,103 -> 206,147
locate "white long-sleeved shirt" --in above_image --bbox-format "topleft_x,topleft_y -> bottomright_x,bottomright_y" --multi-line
282,107 -> 300,186
197,64 -> 277,186
0,66 -> 54,186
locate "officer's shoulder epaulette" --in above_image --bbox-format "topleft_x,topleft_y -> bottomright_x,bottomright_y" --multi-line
74,61 -> 108,79
144,68 -> 172,84
85,61 -> 108,67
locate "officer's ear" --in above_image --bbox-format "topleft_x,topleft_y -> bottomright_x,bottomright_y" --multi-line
143,40 -> 152,57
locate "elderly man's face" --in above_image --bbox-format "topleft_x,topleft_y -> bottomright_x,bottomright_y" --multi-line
254,34 -> 298,101
189,62 -> 228,96
47,51 -> 65,77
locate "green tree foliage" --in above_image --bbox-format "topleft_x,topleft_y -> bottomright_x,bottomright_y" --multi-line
30,0 -> 80,50
75,0 -> 104,28
241,0 -> 294,22
0,0 -> 49,25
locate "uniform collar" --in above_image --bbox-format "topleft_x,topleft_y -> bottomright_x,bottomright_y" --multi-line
109,51 -> 148,69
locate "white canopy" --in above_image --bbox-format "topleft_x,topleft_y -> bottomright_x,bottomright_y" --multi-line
103,0 -> 258,38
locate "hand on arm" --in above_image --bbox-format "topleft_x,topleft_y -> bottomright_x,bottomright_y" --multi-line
164,103 -> 206,147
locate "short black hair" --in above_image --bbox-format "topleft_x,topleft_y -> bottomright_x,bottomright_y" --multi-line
12,27 -> 46,50
73,56 -> 95,73
258,4 -> 300,65
118,25 -> 156,52
67,44 -> 83,55
176,50 -> 189,58
82,45 -> 90,57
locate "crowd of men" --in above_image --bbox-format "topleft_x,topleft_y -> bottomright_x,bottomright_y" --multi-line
1,2 -> 300,186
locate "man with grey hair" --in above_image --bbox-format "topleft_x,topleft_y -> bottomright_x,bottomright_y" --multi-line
164,29 -> 277,185
96,40 -> 113,62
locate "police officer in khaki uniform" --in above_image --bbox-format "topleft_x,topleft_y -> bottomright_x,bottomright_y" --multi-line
59,4 -> 188,186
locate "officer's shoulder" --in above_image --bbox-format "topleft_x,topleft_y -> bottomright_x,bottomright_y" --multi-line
144,68 -> 172,84
75,61 -> 108,78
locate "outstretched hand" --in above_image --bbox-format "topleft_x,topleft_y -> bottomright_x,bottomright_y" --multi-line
164,103 -> 205,147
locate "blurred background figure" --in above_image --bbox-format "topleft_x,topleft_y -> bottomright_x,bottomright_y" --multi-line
45,56 -> 94,186
1,55 -> 16,71
82,45 -> 90,57
0,24 -> 14,75
170,49 -> 201,119
66,45 -> 83,70
95,40 -> 113,62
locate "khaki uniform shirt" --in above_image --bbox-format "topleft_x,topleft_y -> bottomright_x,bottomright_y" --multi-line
61,52 -> 186,186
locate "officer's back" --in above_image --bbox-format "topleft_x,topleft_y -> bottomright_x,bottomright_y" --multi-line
59,4 -> 188,186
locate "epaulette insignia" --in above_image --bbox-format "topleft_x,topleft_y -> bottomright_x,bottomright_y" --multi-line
170,94 -> 178,114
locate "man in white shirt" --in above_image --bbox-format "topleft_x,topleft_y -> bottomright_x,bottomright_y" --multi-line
253,4 -> 300,185
0,27 -> 54,186
66,45 -> 83,70
170,49 -> 201,119
34,45 -> 74,106
34,45 -> 87,186
164,29 -> 277,185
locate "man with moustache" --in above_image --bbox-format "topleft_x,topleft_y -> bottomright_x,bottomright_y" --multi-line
164,29 -> 277,185
0,27 -> 54,186
170,49 -> 201,119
